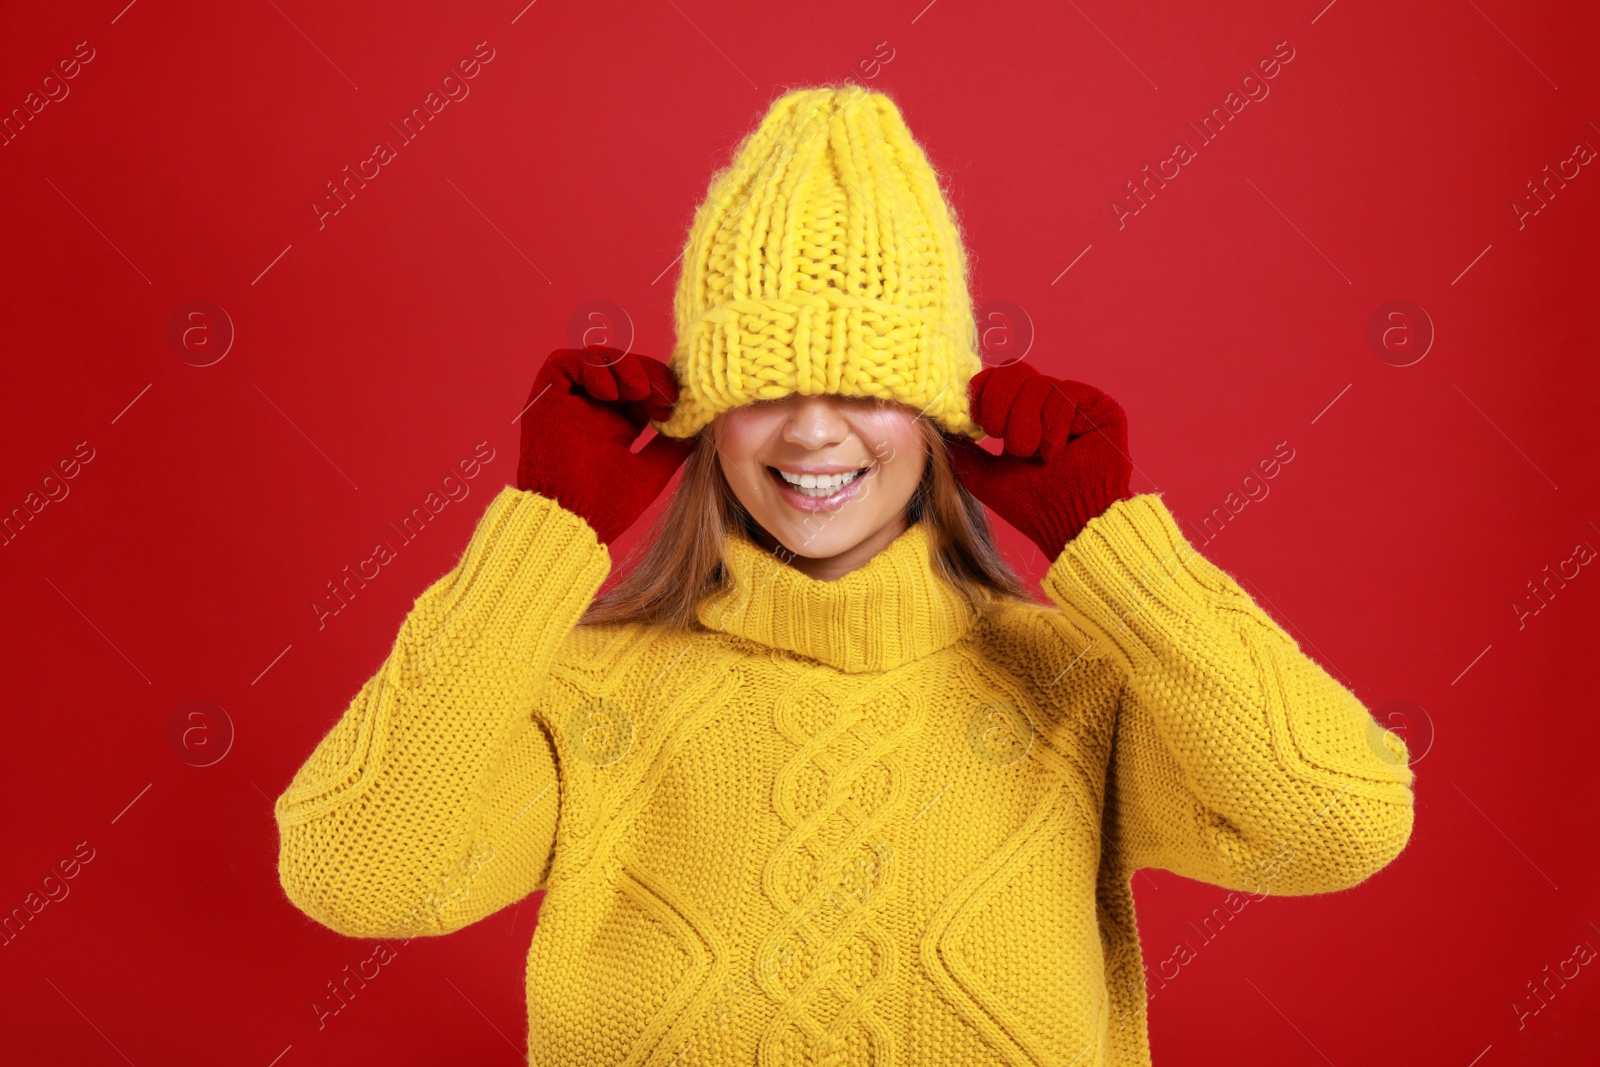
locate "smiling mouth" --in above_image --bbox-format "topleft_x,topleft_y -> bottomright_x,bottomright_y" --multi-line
766,466 -> 871,499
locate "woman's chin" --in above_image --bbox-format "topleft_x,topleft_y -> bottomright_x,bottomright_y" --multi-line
755,509 -> 896,562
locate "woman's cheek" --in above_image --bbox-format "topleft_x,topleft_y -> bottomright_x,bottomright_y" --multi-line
717,411 -> 779,462
857,411 -> 916,458
877,432 -> 922,484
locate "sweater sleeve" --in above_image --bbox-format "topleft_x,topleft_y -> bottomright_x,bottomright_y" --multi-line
274,486 -> 611,939
1039,493 -> 1416,897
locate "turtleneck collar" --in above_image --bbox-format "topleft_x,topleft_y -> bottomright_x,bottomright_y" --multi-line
696,521 -> 983,674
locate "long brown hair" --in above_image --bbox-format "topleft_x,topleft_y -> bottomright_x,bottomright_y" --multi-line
580,417 -> 1035,630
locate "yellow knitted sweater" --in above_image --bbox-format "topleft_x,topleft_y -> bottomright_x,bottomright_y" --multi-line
275,485 -> 1416,1066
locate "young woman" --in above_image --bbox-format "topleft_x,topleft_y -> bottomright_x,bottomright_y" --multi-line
275,86 -> 1416,1066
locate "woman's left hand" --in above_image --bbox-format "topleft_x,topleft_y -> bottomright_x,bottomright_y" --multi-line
945,362 -> 1134,561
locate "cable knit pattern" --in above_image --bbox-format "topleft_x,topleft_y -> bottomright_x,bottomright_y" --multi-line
276,486 -> 1416,1066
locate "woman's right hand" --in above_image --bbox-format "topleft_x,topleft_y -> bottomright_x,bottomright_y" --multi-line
516,347 -> 697,546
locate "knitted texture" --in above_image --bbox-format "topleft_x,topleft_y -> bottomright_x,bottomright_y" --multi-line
515,348 -> 693,546
947,362 -> 1136,561
652,85 -> 986,440
276,487 -> 1417,1066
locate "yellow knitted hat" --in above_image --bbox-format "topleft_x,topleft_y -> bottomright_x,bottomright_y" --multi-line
652,84 -> 985,440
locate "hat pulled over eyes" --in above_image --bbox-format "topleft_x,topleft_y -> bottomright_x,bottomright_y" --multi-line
651,84 -> 985,441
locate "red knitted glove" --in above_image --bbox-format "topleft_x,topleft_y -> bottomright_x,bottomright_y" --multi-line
516,347 -> 695,546
945,362 -> 1134,561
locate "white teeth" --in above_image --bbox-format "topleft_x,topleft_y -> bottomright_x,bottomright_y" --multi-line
776,468 -> 863,497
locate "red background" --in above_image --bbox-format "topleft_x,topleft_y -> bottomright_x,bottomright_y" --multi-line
2,1 -> 1595,1063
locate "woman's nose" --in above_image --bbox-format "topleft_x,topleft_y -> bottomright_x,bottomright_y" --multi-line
781,396 -> 851,449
